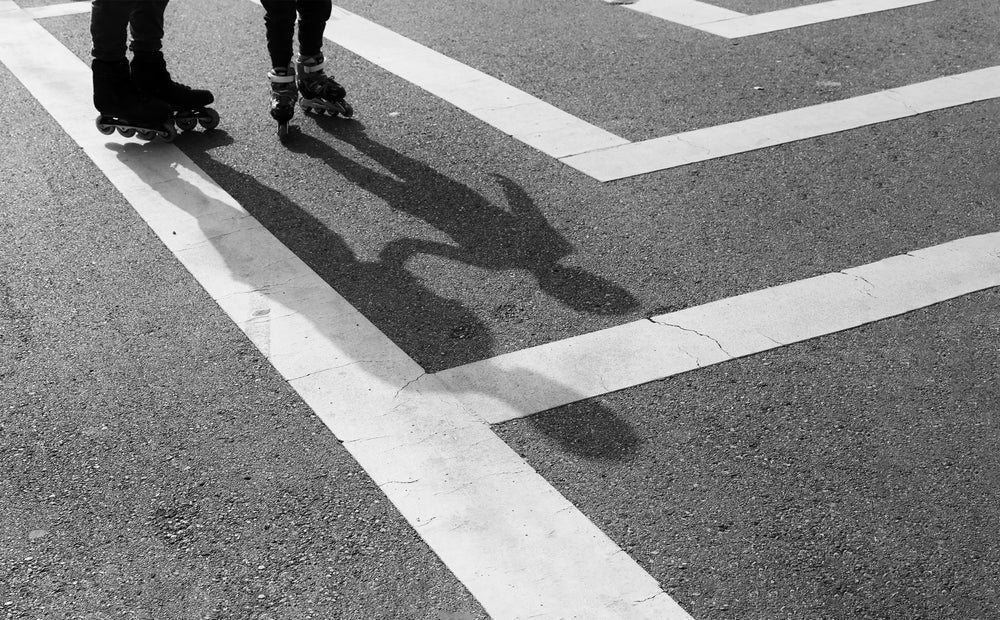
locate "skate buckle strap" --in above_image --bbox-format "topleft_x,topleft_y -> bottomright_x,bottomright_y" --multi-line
268,70 -> 295,84
301,60 -> 327,74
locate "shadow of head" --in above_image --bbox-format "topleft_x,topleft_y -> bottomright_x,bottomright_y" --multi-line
535,264 -> 639,315
524,398 -> 641,461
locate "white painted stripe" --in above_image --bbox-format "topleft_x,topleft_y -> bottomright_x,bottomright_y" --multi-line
620,0 -> 745,27
436,232 -> 1000,424
699,0 -> 937,38
309,2 -> 630,159
611,0 -> 936,38
25,1 -> 92,19
0,3 -> 691,618
560,66 -> 1000,181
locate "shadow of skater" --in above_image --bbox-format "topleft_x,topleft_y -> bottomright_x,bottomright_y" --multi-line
114,136 -> 640,460
177,134 -> 493,373
289,119 -> 639,316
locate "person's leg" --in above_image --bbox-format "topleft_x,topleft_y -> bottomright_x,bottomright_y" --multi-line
91,0 -> 171,124
128,0 -> 214,113
90,0 -> 132,61
127,0 -> 168,84
262,0 -> 297,69
126,0 -> 167,55
262,0 -> 299,130
295,0 -> 332,60
293,0 -> 349,115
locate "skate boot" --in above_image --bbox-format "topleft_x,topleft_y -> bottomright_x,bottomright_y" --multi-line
92,59 -> 176,142
268,65 -> 298,140
130,51 -> 219,133
296,54 -> 353,118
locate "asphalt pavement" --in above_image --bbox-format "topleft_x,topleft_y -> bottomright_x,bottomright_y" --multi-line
2,0 -> 998,618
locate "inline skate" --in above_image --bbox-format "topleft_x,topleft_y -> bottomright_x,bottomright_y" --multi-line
131,51 -> 219,133
268,65 -> 298,140
92,59 -> 176,142
296,54 -> 353,118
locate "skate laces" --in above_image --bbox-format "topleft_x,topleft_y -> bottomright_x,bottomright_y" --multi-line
298,68 -> 344,100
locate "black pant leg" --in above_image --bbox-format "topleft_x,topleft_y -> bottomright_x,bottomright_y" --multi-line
262,0 -> 297,68
91,0 -> 134,61
128,0 -> 168,54
296,0 -> 332,60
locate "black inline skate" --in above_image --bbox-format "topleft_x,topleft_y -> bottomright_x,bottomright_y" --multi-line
131,51 -> 219,133
268,65 -> 298,140
296,54 -> 353,118
93,59 -> 176,142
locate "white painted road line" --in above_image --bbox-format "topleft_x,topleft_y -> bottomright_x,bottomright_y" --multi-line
316,3 -> 631,159
436,232 -> 1000,424
699,0 -> 938,38
560,66 -> 1000,181
0,3 -> 693,618
611,0 -> 745,27
612,0 -> 937,38
314,3 -> 999,181
24,1 -> 92,19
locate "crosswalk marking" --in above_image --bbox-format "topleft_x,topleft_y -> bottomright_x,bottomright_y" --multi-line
561,66 -> 1000,180
320,4 -> 1000,180
610,0 -> 938,38
607,0 -> 745,27
8,3 -> 998,616
309,3 -> 1000,181
313,1 -> 631,159
0,3 -> 693,618
40,0 -> 937,37
22,2 -> 92,19
435,232 -> 1000,423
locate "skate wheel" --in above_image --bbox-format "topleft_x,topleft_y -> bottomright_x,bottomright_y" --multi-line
301,101 -> 323,115
117,127 -> 136,138
340,102 -> 354,118
176,117 -> 197,132
160,124 -> 177,143
277,122 -> 290,141
198,108 -> 220,130
96,117 -> 115,135
137,129 -> 157,141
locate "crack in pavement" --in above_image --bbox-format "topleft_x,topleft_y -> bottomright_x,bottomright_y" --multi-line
648,318 -> 734,358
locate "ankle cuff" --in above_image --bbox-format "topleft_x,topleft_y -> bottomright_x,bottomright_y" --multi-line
268,67 -> 295,82
297,54 -> 326,72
